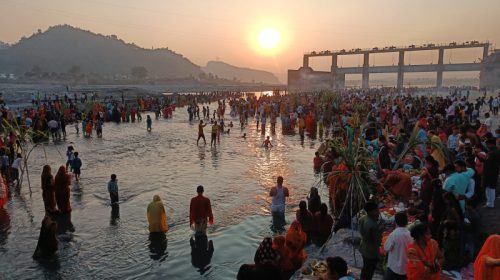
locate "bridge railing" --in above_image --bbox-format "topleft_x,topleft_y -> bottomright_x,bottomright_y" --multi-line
304,41 -> 489,56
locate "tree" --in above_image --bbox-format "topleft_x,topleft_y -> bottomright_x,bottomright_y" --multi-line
68,65 -> 81,76
31,65 -> 42,78
198,72 -> 207,80
131,66 -> 148,80
2,119 -> 48,196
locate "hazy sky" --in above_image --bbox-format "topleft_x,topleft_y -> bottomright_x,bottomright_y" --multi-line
1,0 -> 499,82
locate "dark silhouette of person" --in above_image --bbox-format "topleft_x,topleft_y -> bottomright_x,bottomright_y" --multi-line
110,205 -> 120,226
190,234 -> 214,274
0,208 -> 10,247
33,215 -> 58,259
148,232 -> 168,260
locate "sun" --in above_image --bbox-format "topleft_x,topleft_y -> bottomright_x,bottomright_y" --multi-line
258,27 -> 280,49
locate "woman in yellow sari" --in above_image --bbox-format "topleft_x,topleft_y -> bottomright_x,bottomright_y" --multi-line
147,195 -> 168,233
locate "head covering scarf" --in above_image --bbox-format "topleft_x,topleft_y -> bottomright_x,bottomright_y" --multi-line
474,235 -> 500,280
286,220 -> 307,254
54,166 -> 71,213
147,195 -> 168,233
254,237 -> 278,265
54,166 -> 70,189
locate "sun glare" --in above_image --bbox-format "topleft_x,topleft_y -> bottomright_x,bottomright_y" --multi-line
258,28 -> 280,49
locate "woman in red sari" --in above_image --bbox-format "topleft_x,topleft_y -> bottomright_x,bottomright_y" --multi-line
474,235 -> 500,280
406,223 -> 443,280
327,162 -> 350,216
285,221 -> 307,272
41,165 -> 56,214
0,175 -> 7,209
54,166 -> 74,232
54,166 -> 71,214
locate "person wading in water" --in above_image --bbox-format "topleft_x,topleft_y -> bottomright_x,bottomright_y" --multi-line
197,120 -> 207,145
269,176 -> 289,230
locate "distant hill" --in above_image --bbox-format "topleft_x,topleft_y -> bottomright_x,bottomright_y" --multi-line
0,25 -> 202,79
202,61 -> 280,84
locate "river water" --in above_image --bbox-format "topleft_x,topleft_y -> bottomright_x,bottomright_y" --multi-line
0,104 -> 324,279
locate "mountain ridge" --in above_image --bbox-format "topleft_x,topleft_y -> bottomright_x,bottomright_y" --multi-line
0,25 -> 281,84
202,61 -> 279,84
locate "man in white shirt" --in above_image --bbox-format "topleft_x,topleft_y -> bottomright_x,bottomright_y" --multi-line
269,176 -> 289,229
483,113 -> 492,133
384,212 -> 412,280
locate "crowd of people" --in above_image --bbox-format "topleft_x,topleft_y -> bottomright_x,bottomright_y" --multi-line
1,87 -> 499,279
180,88 -> 499,279
237,176 -> 337,280
304,88 -> 500,280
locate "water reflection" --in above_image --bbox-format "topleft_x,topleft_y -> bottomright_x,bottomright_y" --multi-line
190,233 -> 214,275
1,102 -> 318,279
11,186 -> 35,225
56,212 -> 74,234
271,213 -> 286,233
198,146 -> 206,161
211,147 -> 219,168
110,205 -> 120,226
0,208 -> 10,247
36,257 -> 61,274
148,232 -> 168,261
72,182 -> 83,205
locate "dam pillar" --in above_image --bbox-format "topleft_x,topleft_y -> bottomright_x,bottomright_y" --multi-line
436,48 -> 444,89
331,54 -> 339,89
483,44 -> 490,61
397,50 -> 405,90
303,55 -> 309,68
362,52 -> 370,89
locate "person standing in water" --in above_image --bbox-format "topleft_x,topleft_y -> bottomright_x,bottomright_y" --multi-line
107,174 -> 119,206
147,195 -> 168,233
54,165 -> 74,233
146,115 -> 152,132
197,120 -> 207,145
74,120 -> 79,135
269,176 -> 289,228
66,146 -> 74,171
96,118 -> 103,138
41,165 -> 57,215
11,153 -> 22,187
189,185 -> 213,235
210,122 -> 218,147
262,136 -> 273,149
71,152 -> 82,182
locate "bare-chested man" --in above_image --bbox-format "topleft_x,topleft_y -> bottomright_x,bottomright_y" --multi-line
197,120 -> 207,145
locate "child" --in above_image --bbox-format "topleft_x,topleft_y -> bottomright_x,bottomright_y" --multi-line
96,119 -> 103,138
262,136 -> 273,149
407,191 -> 426,215
74,120 -> 80,135
11,153 -> 22,186
66,146 -> 74,170
107,174 -> 119,206
71,152 -> 82,182
146,115 -> 152,132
